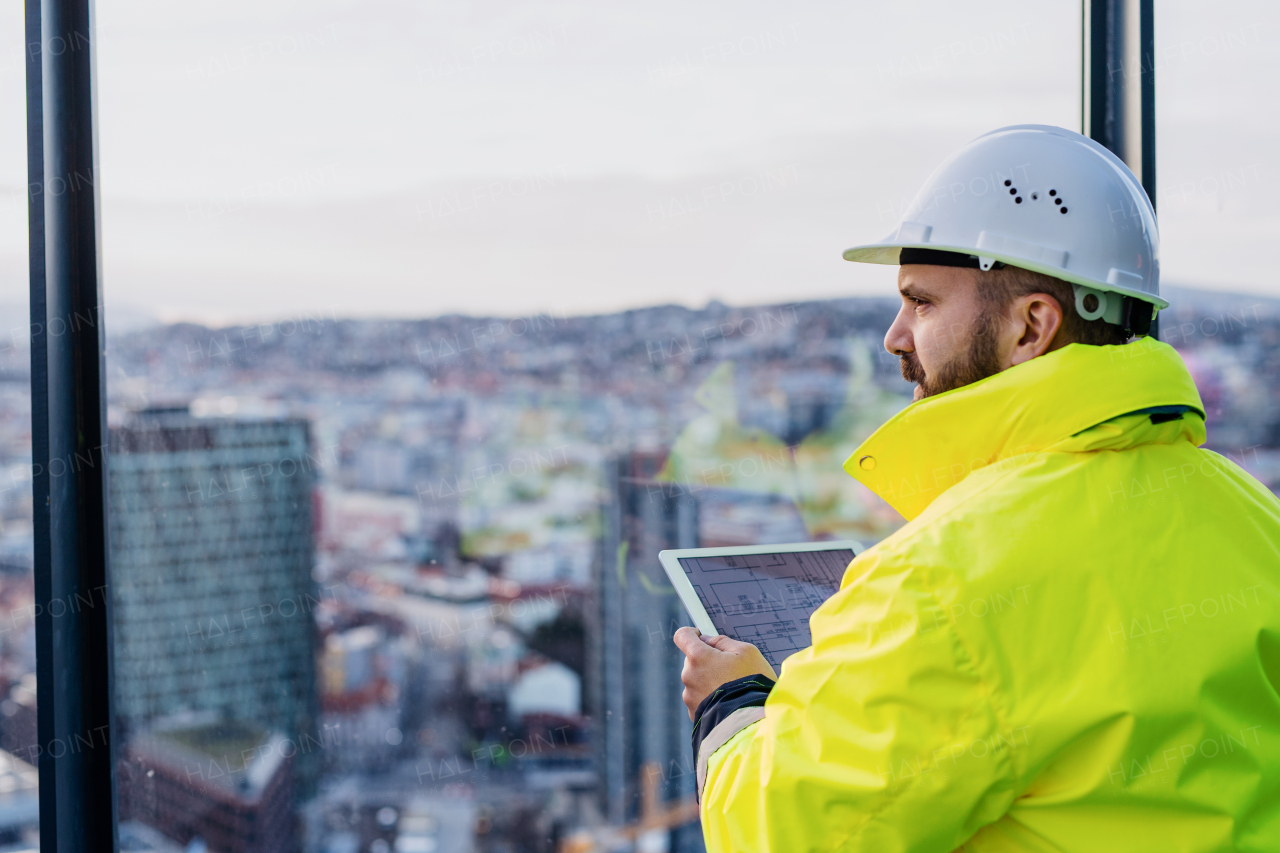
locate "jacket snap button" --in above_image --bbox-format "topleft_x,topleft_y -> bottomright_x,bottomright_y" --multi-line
859,455 -> 876,470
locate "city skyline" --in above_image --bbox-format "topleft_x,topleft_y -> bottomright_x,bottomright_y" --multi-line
1,285 -> 1278,850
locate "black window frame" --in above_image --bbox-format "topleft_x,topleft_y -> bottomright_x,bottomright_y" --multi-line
26,0 -> 118,847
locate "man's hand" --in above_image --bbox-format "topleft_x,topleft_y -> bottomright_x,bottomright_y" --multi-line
673,627 -> 777,721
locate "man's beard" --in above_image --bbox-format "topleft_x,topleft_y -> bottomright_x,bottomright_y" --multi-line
900,331 -> 1002,399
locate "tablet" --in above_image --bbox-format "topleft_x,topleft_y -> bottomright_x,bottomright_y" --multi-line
658,540 -> 863,670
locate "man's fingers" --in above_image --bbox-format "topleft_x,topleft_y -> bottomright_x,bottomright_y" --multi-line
673,626 -> 715,658
702,635 -> 778,679
703,634 -> 751,654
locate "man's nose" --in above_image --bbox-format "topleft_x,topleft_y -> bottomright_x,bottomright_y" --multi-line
884,308 -> 913,357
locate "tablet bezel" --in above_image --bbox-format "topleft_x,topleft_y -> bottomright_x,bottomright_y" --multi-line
657,540 -> 864,637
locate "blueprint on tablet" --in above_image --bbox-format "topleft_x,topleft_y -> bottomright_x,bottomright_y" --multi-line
676,549 -> 854,669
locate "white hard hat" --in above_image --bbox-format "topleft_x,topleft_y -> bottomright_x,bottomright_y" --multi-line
843,124 -> 1163,333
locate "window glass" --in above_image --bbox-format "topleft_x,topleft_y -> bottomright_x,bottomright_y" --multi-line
0,8 -> 39,849
58,3 -> 1278,853
1155,1 -> 1280,484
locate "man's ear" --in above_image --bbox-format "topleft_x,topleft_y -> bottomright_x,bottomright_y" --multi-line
1007,293 -> 1064,366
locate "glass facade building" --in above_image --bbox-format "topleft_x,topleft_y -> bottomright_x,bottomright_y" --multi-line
108,415 -> 319,808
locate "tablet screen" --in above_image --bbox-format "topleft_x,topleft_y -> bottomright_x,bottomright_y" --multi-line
676,549 -> 854,669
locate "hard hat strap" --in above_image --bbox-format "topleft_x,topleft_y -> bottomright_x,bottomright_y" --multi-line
1121,297 -> 1154,337
1070,284 -> 1154,337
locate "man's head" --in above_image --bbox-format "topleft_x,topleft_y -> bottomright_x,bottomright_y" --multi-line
845,126 -> 1164,394
885,262 -> 1128,401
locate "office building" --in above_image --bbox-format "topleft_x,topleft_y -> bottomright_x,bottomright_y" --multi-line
593,452 -> 703,852
108,412 -> 320,795
119,714 -> 293,853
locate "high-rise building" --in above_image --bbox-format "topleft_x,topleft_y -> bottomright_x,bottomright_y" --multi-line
108,412 -> 320,795
593,452 -> 703,852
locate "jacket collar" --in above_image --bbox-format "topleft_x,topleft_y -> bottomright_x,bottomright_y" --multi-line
843,339 -> 1206,521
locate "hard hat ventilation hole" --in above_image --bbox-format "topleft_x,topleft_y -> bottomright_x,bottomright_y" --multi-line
1008,188 -> 1017,195
1049,189 -> 1056,196
1004,180 -> 1012,187
1060,207 -> 1068,214
1054,198 -> 1062,205
1031,193 -> 1038,200
1015,197 -> 1022,203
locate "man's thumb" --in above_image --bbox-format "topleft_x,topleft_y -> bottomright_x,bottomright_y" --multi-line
673,626 -> 714,657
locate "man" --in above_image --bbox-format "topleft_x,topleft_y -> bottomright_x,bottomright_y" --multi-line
673,125 -> 1280,851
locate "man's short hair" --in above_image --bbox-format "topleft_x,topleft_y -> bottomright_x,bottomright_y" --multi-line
978,265 -> 1130,347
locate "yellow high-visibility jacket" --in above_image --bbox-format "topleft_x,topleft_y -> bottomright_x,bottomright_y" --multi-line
697,339 -> 1280,851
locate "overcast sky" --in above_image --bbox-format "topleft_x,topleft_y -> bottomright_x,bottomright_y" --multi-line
0,0 -> 1275,324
